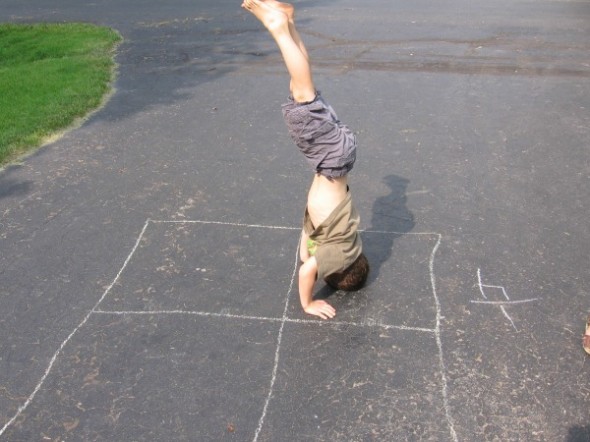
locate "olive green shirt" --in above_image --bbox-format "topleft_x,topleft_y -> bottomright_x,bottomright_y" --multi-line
303,191 -> 362,280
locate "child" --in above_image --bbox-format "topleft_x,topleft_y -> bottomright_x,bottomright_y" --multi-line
242,0 -> 369,319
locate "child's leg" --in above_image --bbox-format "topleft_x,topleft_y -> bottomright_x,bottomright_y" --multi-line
263,0 -> 309,61
262,0 -> 311,95
242,0 -> 315,103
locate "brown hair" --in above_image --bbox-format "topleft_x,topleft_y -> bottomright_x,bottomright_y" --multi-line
324,253 -> 369,291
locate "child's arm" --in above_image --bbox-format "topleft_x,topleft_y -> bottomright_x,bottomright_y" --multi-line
299,257 -> 336,319
299,229 -> 310,262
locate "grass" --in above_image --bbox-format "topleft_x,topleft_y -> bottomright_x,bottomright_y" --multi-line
0,23 -> 121,165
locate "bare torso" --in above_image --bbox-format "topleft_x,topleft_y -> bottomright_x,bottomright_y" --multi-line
306,174 -> 348,228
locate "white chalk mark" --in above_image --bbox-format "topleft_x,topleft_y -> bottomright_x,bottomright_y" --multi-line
475,268 -> 539,332
430,235 -> 459,442
0,219 -> 151,437
252,233 -> 300,442
500,306 -> 518,331
477,268 -> 518,330
150,219 -> 299,230
476,268 -> 487,299
151,219 -> 441,236
93,309 -> 436,334
362,229 -> 442,236
470,298 -> 538,305
483,283 -> 510,300
478,268 -> 512,301
406,189 -> 431,196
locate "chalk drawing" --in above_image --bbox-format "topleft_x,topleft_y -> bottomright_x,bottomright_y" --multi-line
472,268 -> 539,332
94,309 -> 437,333
0,219 -> 457,442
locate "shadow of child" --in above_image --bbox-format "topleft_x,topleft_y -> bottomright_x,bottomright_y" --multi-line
364,174 -> 415,284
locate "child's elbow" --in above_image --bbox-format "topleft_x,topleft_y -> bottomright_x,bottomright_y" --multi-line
299,258 -> 318,280
298,264 -> 311,279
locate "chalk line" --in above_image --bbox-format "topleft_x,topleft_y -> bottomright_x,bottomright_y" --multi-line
149,219 -> 300,230
252,233 -> 300,442
150,218 -> 441,236
476,268 -> 488,299
500,305 -> 518,331
470,298 -> 539,305
0,219 -> 151,437
430,234 -> 459,442
477,268 -> 518,331
93,309 -> 436,334
475,268 -> 540,332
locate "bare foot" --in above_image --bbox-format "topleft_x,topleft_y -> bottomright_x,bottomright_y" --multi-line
263,0 -> 295,23
242,0 -> 289,31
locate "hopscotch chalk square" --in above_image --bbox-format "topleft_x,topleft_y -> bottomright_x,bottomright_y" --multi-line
287,231 -> 440,330
2,313 -> 279,441
257,321 -> 446,441
100,221 -> 440,330
100,221 -> 299,318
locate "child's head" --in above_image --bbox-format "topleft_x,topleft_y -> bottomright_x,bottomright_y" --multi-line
324,253 -> 369,291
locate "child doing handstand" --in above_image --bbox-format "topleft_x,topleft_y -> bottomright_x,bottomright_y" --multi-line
242,0 -> 369,319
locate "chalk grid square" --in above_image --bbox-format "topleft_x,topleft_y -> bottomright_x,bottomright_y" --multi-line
98,221 -> 441,330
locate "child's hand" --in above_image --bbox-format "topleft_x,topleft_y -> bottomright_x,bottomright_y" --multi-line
304,300 -> 336,320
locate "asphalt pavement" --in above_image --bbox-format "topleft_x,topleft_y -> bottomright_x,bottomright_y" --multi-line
1,0 -> 589,440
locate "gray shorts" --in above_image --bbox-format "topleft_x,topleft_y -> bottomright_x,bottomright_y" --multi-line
281,93 -> 357,178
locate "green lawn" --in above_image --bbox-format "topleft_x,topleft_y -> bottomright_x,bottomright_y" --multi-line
0,23 -> 121,165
